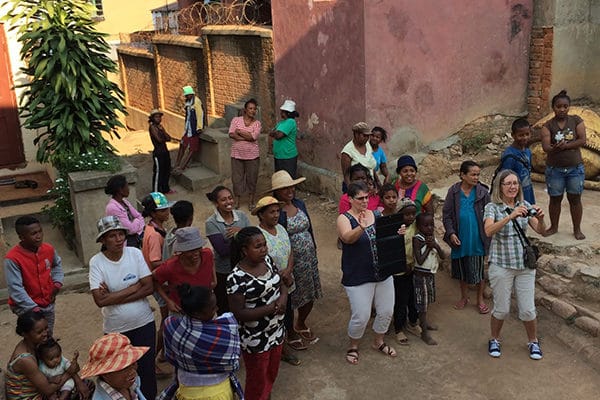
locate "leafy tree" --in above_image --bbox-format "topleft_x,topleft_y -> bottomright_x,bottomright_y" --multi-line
2,0 -> 125,170
2,0 -> 124,242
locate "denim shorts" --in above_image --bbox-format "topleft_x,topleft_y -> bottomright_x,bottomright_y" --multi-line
545,164 -> 584,196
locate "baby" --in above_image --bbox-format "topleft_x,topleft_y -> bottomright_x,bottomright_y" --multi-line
37,338 -> 78,400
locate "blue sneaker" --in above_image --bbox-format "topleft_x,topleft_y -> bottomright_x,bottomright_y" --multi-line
528,341 -> 543,360
488,339 -> 501,358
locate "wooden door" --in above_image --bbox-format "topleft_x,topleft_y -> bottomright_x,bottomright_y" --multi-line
0,23 -> 25,169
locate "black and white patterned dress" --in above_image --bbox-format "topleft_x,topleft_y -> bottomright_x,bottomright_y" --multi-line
226,256 -> 285,353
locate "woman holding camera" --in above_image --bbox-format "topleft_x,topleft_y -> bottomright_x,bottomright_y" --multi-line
483,169 -> 546,360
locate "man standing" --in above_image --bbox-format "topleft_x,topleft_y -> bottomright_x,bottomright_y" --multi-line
173,85 -> 205,174
4,215 -> 64,335
149,109 -> 176,194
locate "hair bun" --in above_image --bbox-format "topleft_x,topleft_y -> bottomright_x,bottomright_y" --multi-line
559,89 -> 568,96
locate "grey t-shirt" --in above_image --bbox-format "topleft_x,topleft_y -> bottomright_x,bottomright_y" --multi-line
205,210 -> 251,274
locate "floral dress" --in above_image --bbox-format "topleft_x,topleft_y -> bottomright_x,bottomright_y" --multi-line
286,209 -> 322,309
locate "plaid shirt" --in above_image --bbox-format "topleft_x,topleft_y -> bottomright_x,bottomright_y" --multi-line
484,201 -> 531,270
160,313 -> 243,400
96,377 -> 144,400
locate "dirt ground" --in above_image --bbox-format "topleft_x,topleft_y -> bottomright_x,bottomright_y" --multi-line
1,130 -> 599,400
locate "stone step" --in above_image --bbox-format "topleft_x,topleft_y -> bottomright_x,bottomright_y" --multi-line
0,270 -> 89,305
0,200 -> 53,219
173,164 -> 221,191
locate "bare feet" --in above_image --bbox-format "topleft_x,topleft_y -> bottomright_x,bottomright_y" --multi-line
574,231 -> 586,240
544,226 -> 558,236
421,332 -> 438,346
426,323 -> 438,331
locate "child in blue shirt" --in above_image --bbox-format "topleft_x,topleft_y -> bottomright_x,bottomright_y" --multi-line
500,118 -> 535,204
370,126 -> 390,188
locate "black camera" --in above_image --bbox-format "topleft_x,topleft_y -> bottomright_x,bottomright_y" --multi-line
527,208 -> 538,217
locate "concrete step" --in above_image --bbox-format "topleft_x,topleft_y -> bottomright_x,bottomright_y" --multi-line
0,270 -> 89,305
173,164 -> 221,191
0,200 -> 53,219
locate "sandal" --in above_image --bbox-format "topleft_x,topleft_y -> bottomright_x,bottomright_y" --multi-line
294,327 -> 319,344
345,348 -> 359,365
281,353 -> 301,366
453,298 -> 470,310
395,331 -> 409,346
373,342 -> 397,357
478,303 -> 490,314
287,338 -> 308,351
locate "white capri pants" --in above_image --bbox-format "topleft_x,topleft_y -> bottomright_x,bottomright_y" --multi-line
489,264 -> 537,322
344,276 -> 394,339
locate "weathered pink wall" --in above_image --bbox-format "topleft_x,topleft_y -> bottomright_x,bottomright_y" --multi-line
364,0 -> 533,147
272,0 -> 533,172
272,0 -> 365,170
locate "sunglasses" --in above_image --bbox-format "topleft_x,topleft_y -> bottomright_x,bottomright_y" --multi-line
353,195 -> 369,201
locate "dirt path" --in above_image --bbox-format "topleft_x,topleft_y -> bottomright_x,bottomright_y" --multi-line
1,131 -> 598,399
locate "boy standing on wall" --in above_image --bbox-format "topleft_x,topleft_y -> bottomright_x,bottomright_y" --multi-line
173,85 -> 205,174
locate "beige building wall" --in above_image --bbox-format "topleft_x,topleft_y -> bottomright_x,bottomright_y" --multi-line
95,0 -> 167,40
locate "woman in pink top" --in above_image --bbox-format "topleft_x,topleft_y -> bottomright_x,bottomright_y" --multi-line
229,98 -> 262,210
338,164 -> 382,214
104,175 -> 145,248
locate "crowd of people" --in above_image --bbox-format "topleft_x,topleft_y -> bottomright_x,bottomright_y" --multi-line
2,89 -> 587,399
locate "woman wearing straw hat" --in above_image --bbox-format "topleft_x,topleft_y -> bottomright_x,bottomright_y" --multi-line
252,196 -> 303,365
88,216 -> 156,400
269,170 -> 322,344
80,333 -> 149,400
270,100 -> 299,179
148,109 -> 176,195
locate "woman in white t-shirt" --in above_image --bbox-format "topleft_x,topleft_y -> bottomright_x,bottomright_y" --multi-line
88,216 -> 157,400
340,122 -> 377,193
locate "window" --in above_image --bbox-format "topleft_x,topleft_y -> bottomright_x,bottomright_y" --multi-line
90,0 -> 104,17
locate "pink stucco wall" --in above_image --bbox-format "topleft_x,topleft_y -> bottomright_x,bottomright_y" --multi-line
272,0 -> 533,172
272,0 -> 365,169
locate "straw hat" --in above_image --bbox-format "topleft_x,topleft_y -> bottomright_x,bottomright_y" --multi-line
251,196 -> 284,216
149,109 -> 163,117
79,333 -> 148,379
280,100 -> 296,113
173,227 -> 206,253
267,170 -> 306,193
95,216 -> 127,242
352,122 -> 370,134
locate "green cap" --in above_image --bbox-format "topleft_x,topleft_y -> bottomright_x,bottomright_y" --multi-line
182,86 -> 195,96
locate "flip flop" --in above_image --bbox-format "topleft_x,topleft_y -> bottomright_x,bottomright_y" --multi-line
287,338 -> 308,351
281,353 -> 301,366
373,342 -> 397,357
453,298 -> 470,310
478,303 -> 490,314
294,327 -> 319,344
345,348 -> 359,365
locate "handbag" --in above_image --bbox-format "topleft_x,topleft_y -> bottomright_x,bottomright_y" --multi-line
511,218 -> 540,269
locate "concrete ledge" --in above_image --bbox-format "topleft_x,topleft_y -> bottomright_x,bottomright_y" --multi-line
69,161 -> 137,193
117,46 -> 154,59
153,34 -> 203,48
201,25 -> 273,38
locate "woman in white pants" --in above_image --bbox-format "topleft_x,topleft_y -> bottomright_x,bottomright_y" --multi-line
336,181 -> 395,365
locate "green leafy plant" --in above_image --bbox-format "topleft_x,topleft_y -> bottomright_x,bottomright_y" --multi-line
2,0 -> 126,242
462,133 -> 488,154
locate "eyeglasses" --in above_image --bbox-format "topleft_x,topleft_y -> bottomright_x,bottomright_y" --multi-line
501,182 -> 519,187
353,195 -> 369,201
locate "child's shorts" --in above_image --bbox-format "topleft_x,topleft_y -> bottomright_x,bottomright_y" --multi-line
545,164 -> 584,196
413,272 -> 435,313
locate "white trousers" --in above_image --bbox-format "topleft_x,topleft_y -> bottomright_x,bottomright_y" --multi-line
344,276 -> 394,339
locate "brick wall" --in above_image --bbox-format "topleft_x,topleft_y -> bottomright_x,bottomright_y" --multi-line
205,34 -> 275,130
527,27 -> 553,123
120,53 -> 158,111
155,43 -> 206,115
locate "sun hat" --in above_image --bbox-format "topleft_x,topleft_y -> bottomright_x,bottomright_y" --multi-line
182,86 -> 195,96
251,196 -> 284,216
396,155 -> 418,173
173,227 -> 206,253
398,197 -> 417,212
142,192 -> 175,214
352,122 -> 371,134
95,216 -> 127,242
280,100 -> 296,113
149,109 -> 164,117
268,170 -> 306,193
80,333 -> 148,379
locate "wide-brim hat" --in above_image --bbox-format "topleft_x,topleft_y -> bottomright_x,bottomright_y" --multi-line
352,122 -> 371,134
80,333 -> 148,379
149,109 -> 163,117
267,170 -> 306,193
96,216 -> 127,242
182,86 -> 195,96
280,99 -> 296,113
173,227 -> 206,253
251,196 -> 284,216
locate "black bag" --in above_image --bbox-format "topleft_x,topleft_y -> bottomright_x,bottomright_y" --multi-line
375,212 -> 407,279
511,219 -> 540,269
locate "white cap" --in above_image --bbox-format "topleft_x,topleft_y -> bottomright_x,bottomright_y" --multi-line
280,99 -> 296,113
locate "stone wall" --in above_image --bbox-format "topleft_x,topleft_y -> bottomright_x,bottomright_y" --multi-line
203,26 -> 275,130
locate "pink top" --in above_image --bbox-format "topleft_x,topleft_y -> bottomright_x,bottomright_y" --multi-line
338,194 -> 382,214
105,198 -> 145,235
229,116 -> 262,160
